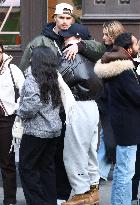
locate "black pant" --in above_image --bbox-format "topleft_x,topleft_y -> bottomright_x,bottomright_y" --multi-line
55,109 -> 71,200
0,115 -> 17,205
19,134 -> 58,205
132,144 -> 140,200
55,135 -> 71,200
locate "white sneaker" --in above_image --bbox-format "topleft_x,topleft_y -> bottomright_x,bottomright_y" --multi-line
57,199 -> 66,205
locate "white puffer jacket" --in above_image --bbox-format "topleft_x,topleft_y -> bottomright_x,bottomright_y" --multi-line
0,53 -> 25,116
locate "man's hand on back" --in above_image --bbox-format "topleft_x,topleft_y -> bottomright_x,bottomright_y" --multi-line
63,44 -> 78,60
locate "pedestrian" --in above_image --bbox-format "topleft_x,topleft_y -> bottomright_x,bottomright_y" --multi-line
17,46 -> 64,205
19,3 -> 74,72
58,23 -> 103,205
0,43 -> 25,205
97,21 -> 125,181
94,32 -> 140,205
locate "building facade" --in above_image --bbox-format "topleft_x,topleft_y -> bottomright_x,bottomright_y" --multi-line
0,0 -> 140,66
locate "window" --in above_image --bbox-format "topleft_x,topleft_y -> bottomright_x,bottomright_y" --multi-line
0,0 -> 20,49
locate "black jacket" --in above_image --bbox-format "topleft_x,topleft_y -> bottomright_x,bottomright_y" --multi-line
58,52 -> 103,101
95,47 -> 140,146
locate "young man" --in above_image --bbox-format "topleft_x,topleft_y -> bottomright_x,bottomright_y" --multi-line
58,23 -> 103,205
94,32 -> 140,205
0,43 -> 25,205
19,3 -> 74,72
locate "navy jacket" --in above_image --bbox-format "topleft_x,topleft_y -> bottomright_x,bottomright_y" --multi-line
95,48 -> 140,146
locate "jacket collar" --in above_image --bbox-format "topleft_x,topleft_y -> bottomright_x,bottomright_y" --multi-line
94,59 -> 135,79
94,46 -> 135,79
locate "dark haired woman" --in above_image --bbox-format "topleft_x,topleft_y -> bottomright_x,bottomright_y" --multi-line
17,47 -> 63,205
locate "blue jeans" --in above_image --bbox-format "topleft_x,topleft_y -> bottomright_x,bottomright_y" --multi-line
111,145 -> 137,205
98,128 -> 112,180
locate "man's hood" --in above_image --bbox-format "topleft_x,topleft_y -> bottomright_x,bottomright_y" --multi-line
94,46 -> 135,79
41,22 -> 64,49
41,22 -> 63,41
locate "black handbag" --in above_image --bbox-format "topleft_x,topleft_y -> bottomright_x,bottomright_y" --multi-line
59,53 -> 103,100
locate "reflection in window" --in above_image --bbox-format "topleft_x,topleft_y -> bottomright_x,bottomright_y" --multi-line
0,0 -> 20,48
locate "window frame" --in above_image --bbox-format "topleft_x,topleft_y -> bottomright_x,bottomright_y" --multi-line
0,0 -> 21,50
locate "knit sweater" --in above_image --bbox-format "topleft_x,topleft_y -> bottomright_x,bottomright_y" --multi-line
17,72 -> 62,138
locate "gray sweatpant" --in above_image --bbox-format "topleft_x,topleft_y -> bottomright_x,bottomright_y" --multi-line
63,100 -> 100,194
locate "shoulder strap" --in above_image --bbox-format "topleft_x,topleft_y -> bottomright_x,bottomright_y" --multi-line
0,98 -> 9,115
9,65 -> 18,103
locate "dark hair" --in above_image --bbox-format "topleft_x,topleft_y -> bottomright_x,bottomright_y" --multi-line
114,32 -> 132,49
0,43 -> 4,52
31,46 -> 61,108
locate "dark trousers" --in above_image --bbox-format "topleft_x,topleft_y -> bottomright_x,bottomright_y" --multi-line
132,144 -> 140,200
55,110 -> 71,200
19,134 -> 58,205
55,135 -> 71,200
0,115 -> 17,205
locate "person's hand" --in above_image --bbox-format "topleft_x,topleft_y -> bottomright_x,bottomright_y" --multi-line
63,44 -> 78,60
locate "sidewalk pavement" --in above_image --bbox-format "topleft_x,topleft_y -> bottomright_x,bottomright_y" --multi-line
0,168 -> 139,205
0,170 -> 112,205
0,182 -> 112,205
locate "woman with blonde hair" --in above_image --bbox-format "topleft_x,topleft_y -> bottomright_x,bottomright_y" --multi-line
103,21 -> 125,42
97,20 -> 126,182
